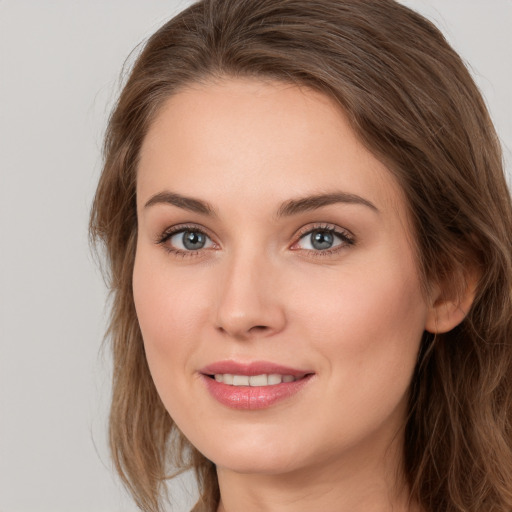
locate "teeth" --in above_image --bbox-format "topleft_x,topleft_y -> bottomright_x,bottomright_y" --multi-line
233,375 -> 250,386
213,373 -> 298,386
268,374 -> 282,385
249,374 -> 267,386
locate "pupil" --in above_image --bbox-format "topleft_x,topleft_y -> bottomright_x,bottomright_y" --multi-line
311,230 -> 333,250
183,231 -> 206,250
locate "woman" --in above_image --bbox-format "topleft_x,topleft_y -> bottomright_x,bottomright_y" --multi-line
90,0 -> 512,511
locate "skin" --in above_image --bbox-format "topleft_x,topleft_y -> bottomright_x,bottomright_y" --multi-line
133,78 -> 456,512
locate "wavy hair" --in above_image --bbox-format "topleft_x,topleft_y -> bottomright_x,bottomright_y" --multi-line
90,1 -> 512,510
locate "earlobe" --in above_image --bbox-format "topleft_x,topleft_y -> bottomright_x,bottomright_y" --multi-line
424,273 -> 478,334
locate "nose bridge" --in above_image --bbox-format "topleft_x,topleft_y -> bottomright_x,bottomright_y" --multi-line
214,245 -> 285,339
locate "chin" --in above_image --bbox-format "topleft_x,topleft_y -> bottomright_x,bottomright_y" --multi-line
196,430 -> 305,475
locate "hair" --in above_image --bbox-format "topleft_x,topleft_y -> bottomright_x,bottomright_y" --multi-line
89,0 -> 512,511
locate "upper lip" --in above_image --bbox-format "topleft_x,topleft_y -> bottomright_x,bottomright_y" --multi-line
200,360 -> 312,378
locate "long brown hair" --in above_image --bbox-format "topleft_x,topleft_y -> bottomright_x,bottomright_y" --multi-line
90,1 -> 512,510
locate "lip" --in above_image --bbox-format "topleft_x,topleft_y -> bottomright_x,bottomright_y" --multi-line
200,360 -> 310,377
199,360 -> 314,410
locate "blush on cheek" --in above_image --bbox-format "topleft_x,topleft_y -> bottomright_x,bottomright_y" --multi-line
133,252 -> 212,376
133,253 -> 173,357
308,263 -> 425,370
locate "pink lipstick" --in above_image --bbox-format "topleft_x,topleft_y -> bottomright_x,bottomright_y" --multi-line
199,361 -> 314,410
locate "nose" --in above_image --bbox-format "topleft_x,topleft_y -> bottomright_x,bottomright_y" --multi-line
214,251 -> 287,341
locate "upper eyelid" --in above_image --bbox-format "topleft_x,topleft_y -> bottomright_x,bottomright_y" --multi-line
294,223 -> 354,240
157,223 -> 214,243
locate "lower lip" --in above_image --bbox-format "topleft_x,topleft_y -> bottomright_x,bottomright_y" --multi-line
201,374 -> 313,410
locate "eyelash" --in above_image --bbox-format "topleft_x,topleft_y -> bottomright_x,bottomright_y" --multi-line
156,224 -> 216,257
292,223 -> 355,257
155,223 -> 355,258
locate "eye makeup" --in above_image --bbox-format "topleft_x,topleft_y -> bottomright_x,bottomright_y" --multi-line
290,222 -> 355,257
155,223 -> 218,257
154,220 -> 356,259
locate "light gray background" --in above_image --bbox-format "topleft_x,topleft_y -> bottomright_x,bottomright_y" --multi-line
0,1 -> 510,511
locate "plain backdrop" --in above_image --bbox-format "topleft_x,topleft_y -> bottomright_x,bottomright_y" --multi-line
0,1 -> 510,511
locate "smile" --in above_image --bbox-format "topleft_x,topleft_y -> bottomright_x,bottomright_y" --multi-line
212,374 -> 301,386
199,362 -> 314,410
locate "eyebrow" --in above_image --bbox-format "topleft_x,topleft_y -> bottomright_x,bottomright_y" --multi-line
143,190 -> 378,217
144,191 -> 216,216
276,192 -> 378,217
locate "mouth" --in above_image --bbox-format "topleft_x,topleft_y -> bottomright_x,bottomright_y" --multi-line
206,373 -> 306,386
199,361 -> 314,410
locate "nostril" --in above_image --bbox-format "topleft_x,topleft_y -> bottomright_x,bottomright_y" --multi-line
250,325 -> 269,333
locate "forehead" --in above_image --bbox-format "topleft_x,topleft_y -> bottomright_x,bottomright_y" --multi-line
137,78 -> 406,218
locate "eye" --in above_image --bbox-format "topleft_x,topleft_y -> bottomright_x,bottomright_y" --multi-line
293,226 -> 354,252
171,230 -> 213,251
158,226 -> 215,255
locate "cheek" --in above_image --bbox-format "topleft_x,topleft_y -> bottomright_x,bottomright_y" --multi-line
305,242 -> 427,347
292,250 -> 427,411
132,249 -> 209,377
323,274 -> 425,351
132,249 -> 217,433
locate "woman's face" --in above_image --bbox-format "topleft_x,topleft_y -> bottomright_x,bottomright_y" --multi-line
134,78 -> 431,477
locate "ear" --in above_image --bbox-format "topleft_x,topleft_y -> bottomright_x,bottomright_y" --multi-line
424,270 -> 479,334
